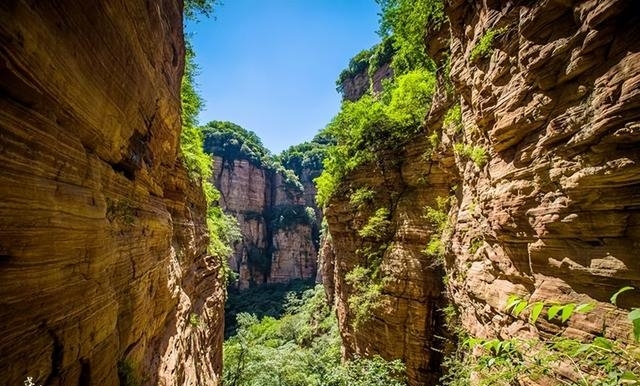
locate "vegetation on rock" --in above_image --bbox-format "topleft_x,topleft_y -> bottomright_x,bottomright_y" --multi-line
179,20 -> 241,284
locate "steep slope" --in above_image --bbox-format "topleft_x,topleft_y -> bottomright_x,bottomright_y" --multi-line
320,0 -> 640,385
0,1 -> 224,385
204,123 -> 321,288
446,0 -> 640,359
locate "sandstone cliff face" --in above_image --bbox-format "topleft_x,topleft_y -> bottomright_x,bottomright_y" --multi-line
0,1 -> 224,385
323,143 -> 451,385
322,0 -> 640,384
446,0 -> 640,351
213,156 -> 317,288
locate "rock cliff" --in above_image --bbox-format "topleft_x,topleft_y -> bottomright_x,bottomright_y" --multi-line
211,155 -> 317,288
0,1 -> 224,385
321,0 -> 640,384
446,0 -> 640,359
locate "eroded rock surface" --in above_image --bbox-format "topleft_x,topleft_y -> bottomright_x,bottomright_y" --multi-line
322,0 -> 640,384
446,0 -> 640,349
0,1 -> 223,385
213,157 -> 317,288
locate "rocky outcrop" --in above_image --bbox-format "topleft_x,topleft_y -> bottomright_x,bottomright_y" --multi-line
322,142 -> 451,385
0,1 -> 224,385
445,0 -> 640,352
322,0 -> 640,384
213,157 -> 317,288
341,63 -> 393,102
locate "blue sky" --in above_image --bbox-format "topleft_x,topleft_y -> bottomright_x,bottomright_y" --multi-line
186,0 -> 381,154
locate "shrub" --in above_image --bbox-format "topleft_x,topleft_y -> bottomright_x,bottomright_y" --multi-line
385,69 -> 436,129
469,27 -> 508,62
358,208 -> 392,241
345,266 -> 384,328
349,188 -> 376,209
454,143 -> 488,167
443,103 -> 462,134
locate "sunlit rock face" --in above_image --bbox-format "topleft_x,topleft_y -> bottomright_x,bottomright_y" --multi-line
322,0 -> 640,385
0,1 -> 224,385
446,0 -> 640,343
212,156 -> 317,288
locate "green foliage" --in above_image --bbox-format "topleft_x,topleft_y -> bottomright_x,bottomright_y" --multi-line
225,279 -> 315,338
611,286 -> 634,306
368,36 -> 397,79
189,313 -> 200,327
423,196 -> 449,232
385,69 -> 436,127
336,48 -> 373,93
376,0 -> 444,73
443,103 -> 462,134
277,140 -> 327,180
180,43 -> 212,180
106,198 -> 135,227
349,188 -> 376,209
117,360 -> 139,386
358,208 -> 392,241
454,143 -> 488,168
269,204 -> 316,231
223,285 -> 406,386
179,41 -> 240,288
610,287 -> 640,342
316,69 -> 435,207
505,295 -> 595,324
201,120 -> 305,192
184,0 -> 217,21
345,266 -> 384,328
469,27 -> 508,62
421,197 -> 449,263
201,121 -> 271,167
441,295 -> 640,385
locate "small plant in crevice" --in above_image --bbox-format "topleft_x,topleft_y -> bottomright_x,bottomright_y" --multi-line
189,312 -> 200,327
469,27 -> 508,62
106,198 -> 135,226
422,196 -> 451,265
468,237 -> 483,255
358,207 -> 392,241
349,187 -> 376,210
345,266 -> 385,328
453,143 -> 488,168
117,360 -> 140,386
443,103 -> 462,135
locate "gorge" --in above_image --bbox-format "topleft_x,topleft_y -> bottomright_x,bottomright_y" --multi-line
1,0 -> 639,386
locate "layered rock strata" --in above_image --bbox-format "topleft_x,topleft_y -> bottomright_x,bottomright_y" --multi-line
322,0 -> 640,385
446,0 -> 640,353
0,1 -> 224,385
213,156 -> 317,288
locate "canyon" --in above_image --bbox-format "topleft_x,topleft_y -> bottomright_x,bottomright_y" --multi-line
1,0 -> 639,385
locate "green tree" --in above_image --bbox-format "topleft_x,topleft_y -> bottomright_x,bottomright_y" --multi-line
376,0 -> 444,73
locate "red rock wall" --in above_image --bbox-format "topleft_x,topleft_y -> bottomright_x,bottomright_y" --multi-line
213,156 -> 317,288
322,0 -> 640,384
0,1 -> 224,385
446,0 -> 640,349
322,143 -> 452,385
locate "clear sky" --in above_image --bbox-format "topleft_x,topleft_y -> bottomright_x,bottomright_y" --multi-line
186,0 -> 381,154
